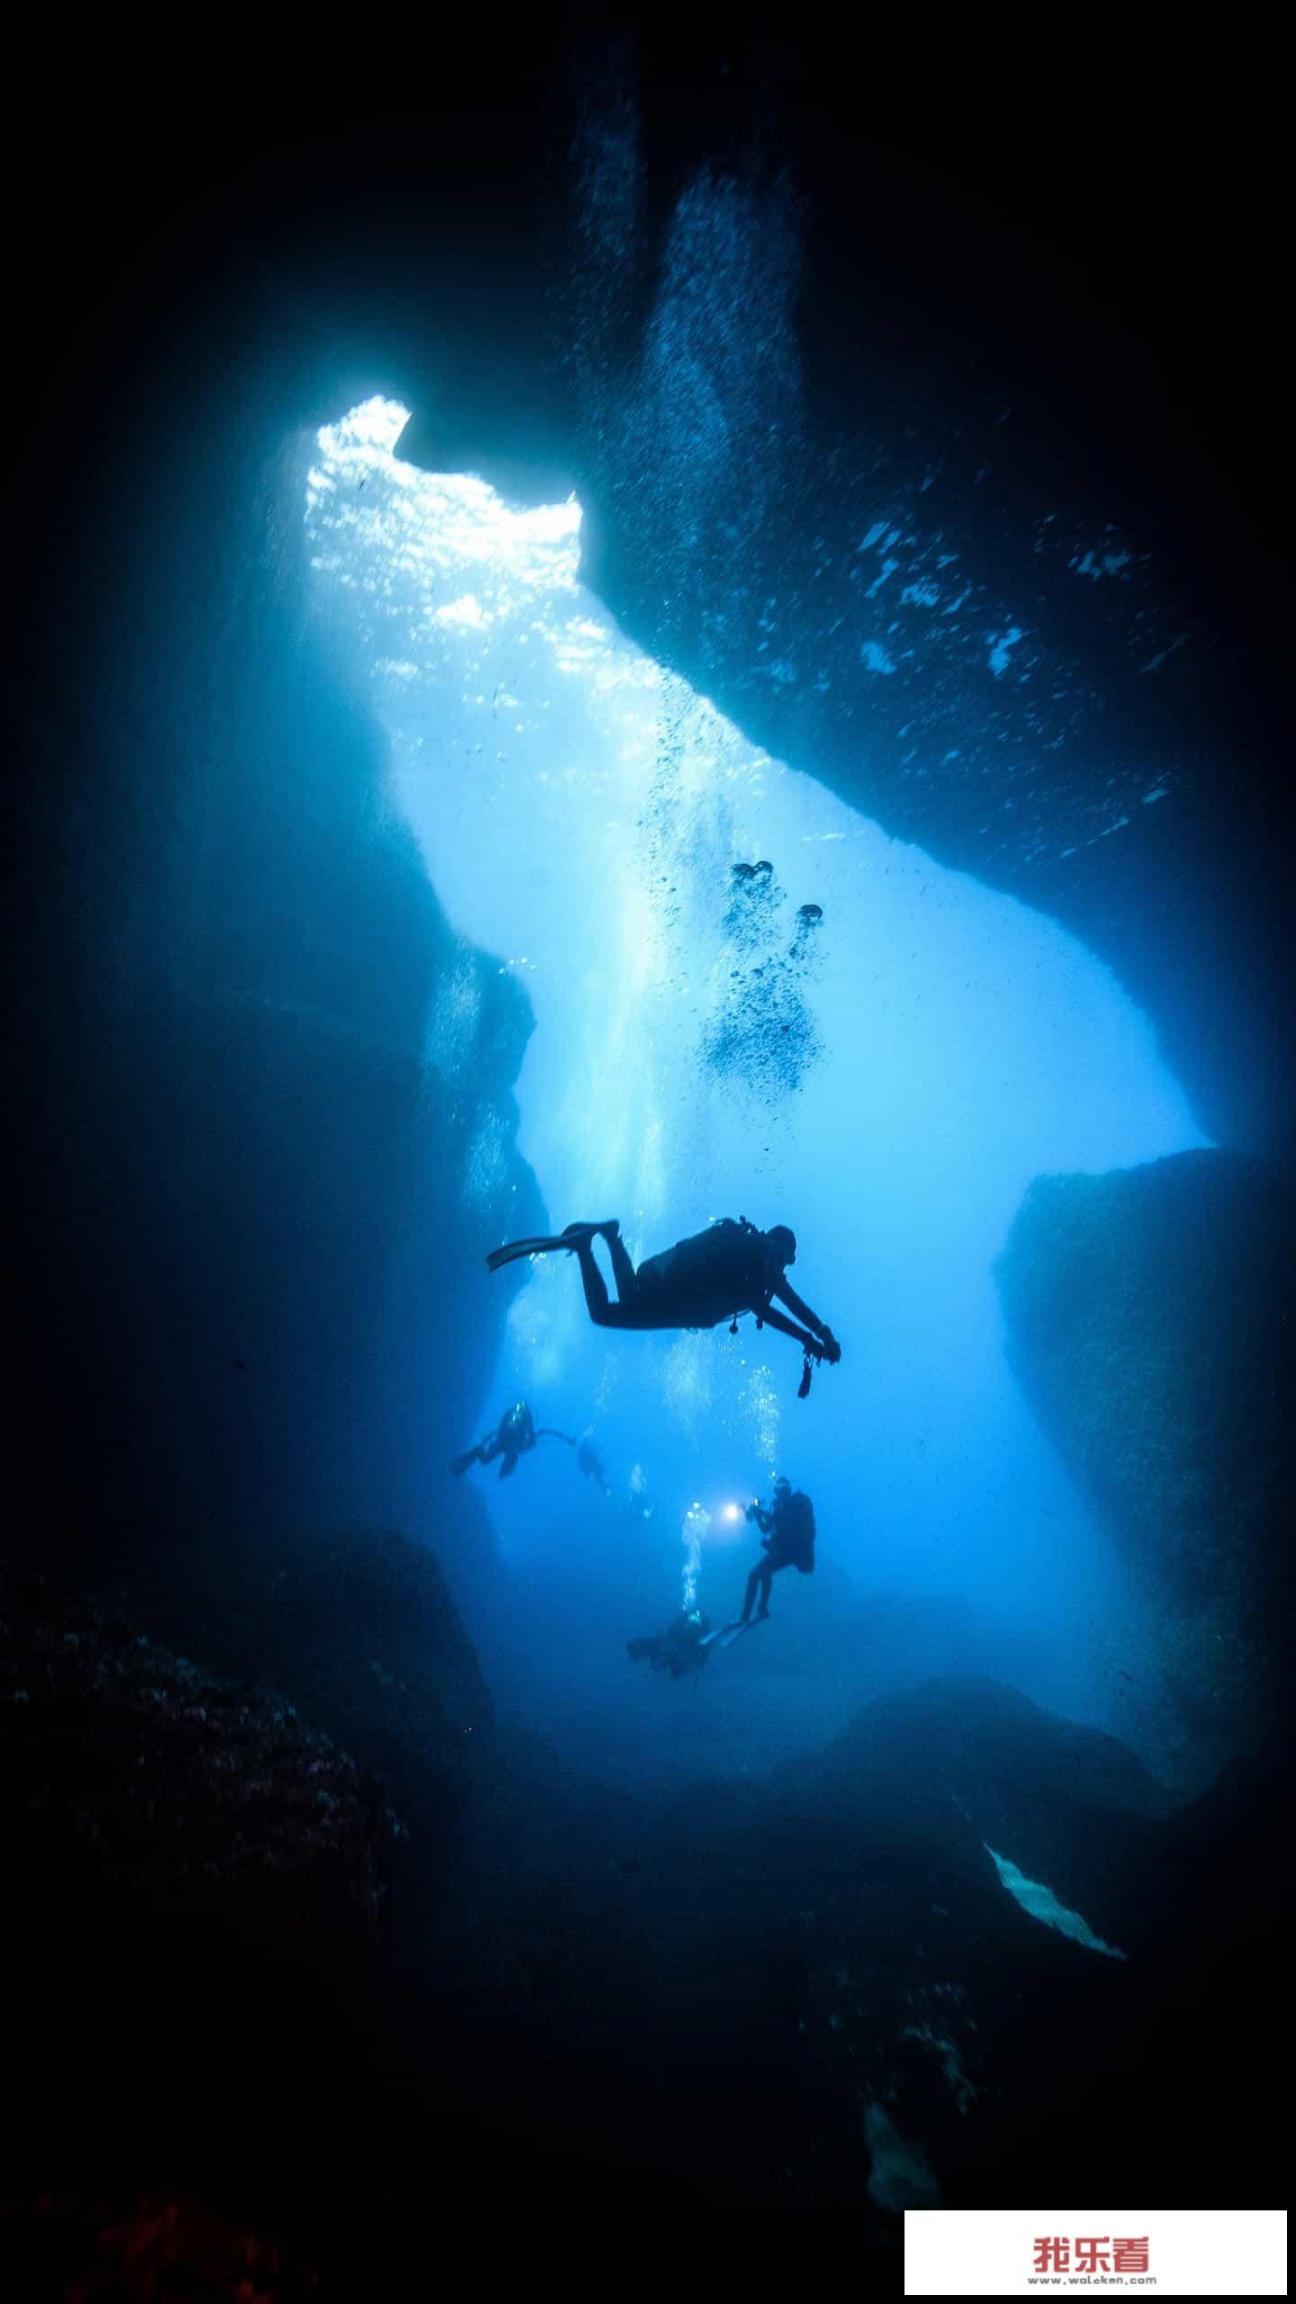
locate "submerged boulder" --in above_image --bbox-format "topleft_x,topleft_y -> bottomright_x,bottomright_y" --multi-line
996,1150 -> 1294,1786
115,1522 -> 493,1881
746,1676 -> 1281,2212
649,1676 -> 1176,2213
0,1557 -> 396,1943
784,1673 -> 1166,1965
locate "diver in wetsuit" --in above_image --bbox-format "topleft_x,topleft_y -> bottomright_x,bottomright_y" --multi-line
449,1401 -> 573,1480
487,1218 -> 841,1392
741,1476 -> 816,1622
627,1611 -> 714,1681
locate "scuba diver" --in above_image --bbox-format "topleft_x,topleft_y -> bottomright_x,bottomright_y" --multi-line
449,1400 -> 574,1480
487,1217 -> 841,1395
741,1476 -> 816,1622
627,1610 -> 714,1682
576,1434 -> 612,1494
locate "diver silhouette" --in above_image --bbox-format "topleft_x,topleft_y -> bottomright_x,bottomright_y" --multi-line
449,1400 -> 574,1480
627,1610 -> 714,1681
487,1218 -> 840,1392
576,1434 -> 612,1493
740,1476 -> 816,1621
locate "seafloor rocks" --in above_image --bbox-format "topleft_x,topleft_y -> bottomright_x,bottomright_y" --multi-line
545,1673 -> 1174,2216
733,1675 -> 1270,2212
0,1556 -> 395,1940
115,1522 -> 493,1876
996,1149 -> 1294,1785
0,1555 -> 422,2280
796,1672 -> 1169,1884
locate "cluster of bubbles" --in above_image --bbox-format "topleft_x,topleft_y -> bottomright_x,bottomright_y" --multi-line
701,860 -> 825,1100
680,1501 -> 710,1615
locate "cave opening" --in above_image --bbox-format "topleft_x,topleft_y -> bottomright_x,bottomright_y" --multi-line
306,392 -> 1207,1784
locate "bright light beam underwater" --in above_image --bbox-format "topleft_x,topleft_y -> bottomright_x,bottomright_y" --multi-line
307,395 -> 1207,1744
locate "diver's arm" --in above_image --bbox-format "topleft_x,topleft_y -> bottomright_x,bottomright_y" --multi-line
760,1302 -> 824,1354
772,1282 -> 840,1359
773,1279 -> 829,1338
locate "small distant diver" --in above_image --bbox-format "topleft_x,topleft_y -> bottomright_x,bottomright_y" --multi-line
627,1610 -> 714,1682
486,1217 -> 841,1396
576,1433 -> 612,1494
449,1400 -> 575,1481
739,1476 -> 816,1622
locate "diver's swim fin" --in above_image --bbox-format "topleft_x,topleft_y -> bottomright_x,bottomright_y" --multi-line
448,1449 -> 480,1476
699,1619 -> 759,1653
485,1234 -> 570,1273
486,1222 -> 615,1274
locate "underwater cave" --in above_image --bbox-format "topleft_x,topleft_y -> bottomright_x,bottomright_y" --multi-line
4,21 -> 1291,2293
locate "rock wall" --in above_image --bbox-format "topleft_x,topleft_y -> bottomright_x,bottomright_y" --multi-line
9,322 -> 543,1613
401,34 -> 1294,1160
0,1557 -> 397,1942
996,1150 -> 1294,1785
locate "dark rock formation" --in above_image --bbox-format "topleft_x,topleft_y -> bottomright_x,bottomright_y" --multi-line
116,1522 -> 493,1876
797,1672 -> 1170,1903
0,1557 -> 396,1943
550,37 -> 1294,1156
1,1594 -> 1284,2261
457,1676 -> 1283,2219
8,356 -> 544,1621
562,117 -> 1293,1157
0,1551 -> 499,2284
997,1150 -> 1294,1783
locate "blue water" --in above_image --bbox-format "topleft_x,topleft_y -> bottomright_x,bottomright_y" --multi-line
305,397 -> 1206,1785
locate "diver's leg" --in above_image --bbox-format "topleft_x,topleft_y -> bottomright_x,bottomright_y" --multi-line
602,1223 -> 638,1303
566,1232 -> 643,1329
570,1233 -> 611,1320
742,1566 -> 761,1624
564,1220 -> 637,1305
753,1563 -> 774,1619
